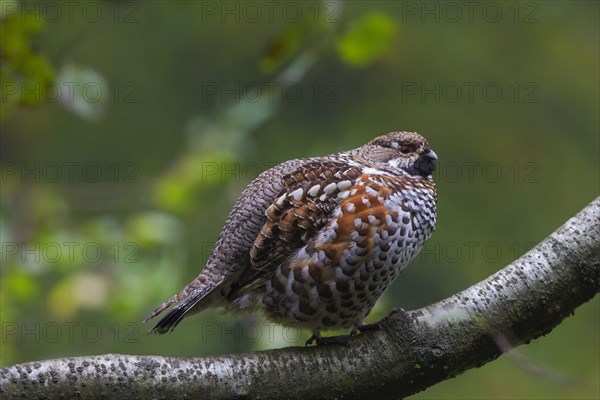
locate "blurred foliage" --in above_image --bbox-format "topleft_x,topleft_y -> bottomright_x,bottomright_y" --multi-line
55,62 -> 108,120
0,1 -> 598,399
0,0 -> 54,120
337,12 -> 397,67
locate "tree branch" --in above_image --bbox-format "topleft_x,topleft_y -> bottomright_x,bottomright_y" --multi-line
2,198 -> 598,399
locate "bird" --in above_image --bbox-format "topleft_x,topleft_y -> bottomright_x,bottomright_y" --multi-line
144,131 -> 438,345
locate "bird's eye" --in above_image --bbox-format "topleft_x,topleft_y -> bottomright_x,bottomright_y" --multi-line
400,145 -> 415,154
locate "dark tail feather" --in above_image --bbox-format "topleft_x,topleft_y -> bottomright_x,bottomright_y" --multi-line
143,293 -> 179,324
146,298 -> 196,334
144,281 -> 220,335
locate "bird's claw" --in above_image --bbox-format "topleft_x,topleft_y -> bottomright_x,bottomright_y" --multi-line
358,322 -> 381,332
305,334 -> 351,346
350,322 -> 382,336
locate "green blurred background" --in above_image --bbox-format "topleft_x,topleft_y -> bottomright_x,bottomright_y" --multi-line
1,1 -> 598,398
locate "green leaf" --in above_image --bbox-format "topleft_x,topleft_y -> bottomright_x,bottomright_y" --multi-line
2,268 -> 40,303
336,12 -> 397,67
260,25 -> 305,73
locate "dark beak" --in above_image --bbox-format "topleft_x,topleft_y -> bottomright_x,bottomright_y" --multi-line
414,149 -> 438,176
425,149 -> 438,161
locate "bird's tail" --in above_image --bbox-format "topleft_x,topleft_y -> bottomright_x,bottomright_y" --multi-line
143,277 -> 222,334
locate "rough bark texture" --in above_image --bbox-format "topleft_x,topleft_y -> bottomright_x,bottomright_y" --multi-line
1,197 -> 598,400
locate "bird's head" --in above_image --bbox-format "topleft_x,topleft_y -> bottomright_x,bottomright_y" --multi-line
359,131 -> 438,178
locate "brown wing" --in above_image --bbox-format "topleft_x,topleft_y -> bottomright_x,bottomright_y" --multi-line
234,160 -> 362,292
145,157 -> 313,333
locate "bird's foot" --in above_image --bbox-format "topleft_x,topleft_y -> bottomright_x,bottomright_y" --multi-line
350,322 -> 382,336
305,321 -> 385,346
305,334 -> 351,346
